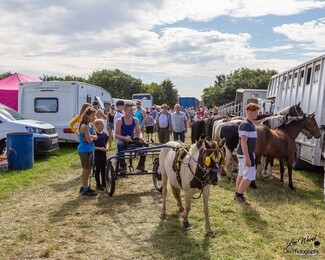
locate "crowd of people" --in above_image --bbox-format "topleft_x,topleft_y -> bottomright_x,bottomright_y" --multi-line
68,99 -> 257,205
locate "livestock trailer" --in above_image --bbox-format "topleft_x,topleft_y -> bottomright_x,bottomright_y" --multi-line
267,54 -> 325,167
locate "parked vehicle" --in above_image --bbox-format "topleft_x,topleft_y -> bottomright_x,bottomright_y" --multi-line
18,81 -> 113,142
267,54 -> 325,168
178,97 -> 199,108
218,89 -> 269,116
132,93 -> 153,109
0,103 -> 59,154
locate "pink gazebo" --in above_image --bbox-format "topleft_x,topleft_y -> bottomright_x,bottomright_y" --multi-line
0,73 -> 42,111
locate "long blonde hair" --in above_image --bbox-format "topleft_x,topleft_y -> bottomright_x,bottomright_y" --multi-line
79,103 -> 92,116
78,107 -> 96,133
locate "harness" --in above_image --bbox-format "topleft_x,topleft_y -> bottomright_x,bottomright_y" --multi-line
172,143 -> 190,187
173,141 -> 224,199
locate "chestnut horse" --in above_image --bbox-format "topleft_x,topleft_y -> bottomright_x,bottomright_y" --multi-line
159,138 -> 225,237
255,113 -> 321,189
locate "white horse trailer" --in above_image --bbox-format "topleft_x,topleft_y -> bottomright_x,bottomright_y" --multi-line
267,54 -> 325,167
18,81 -> 113,142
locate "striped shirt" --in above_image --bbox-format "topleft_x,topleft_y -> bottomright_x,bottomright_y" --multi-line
237,119 -> 257,155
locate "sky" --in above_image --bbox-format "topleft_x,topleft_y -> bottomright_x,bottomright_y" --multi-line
1,0 -> 324,100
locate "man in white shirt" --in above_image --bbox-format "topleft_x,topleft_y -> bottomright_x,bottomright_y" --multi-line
155,103 -> 172,144
171,103 -> 188,143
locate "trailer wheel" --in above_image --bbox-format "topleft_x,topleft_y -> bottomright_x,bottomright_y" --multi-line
105,161 -> 116,196
152,158 -> 162,192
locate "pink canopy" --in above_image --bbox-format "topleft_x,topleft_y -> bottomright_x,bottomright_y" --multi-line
0,73 -> 42,111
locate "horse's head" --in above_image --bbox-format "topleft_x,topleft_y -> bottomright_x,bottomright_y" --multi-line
201,138 -> 225,185
288,102 -> 304,116
304,112 -> 321,139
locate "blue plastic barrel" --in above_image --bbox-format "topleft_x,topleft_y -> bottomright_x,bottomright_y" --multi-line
7,132 -> 34,170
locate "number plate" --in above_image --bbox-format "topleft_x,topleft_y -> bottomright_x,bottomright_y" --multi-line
52,138 -> 58,144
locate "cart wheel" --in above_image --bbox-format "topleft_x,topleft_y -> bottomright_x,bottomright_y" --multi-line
105,161 -> 116,196
152,158 -> 162,192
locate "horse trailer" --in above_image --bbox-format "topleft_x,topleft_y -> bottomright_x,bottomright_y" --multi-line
218,89 -> 269,117
267,54 -> 325,167
18,81 -> 113,142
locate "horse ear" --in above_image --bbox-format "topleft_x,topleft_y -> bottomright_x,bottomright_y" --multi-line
308,112 -> 316,117
297,102 -> 301,108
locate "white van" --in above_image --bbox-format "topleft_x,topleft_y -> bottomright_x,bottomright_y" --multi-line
18,81 -> 113,142
0,103 -> 59,154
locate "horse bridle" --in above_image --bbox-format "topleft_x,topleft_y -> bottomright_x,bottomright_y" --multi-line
177,142 -> 223,199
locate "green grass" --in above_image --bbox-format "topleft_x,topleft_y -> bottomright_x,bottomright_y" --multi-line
0,137 -> 324,259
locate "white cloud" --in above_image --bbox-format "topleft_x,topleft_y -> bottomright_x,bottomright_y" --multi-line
0,0 -> 324,98
273,18 -> 325,50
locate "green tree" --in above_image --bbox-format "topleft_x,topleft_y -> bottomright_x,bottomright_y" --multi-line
39,74 -> 87,82
160,79 -> 178,107
88,69 -> 142,99
202,68 -> 277,106
0,71 -> 12,80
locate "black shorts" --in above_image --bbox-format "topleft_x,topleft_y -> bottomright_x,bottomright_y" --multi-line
146,126 -> 154,134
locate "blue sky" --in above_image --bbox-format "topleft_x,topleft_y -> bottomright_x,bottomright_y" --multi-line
0,0 -> 324,100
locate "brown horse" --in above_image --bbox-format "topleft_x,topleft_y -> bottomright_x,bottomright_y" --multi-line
255,113 -> 321,189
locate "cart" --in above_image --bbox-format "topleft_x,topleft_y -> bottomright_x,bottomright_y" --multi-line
104,144 -> 171,196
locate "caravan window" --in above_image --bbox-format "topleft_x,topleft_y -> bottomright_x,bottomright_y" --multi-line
95,96 -> 105,110
34,98 -> 58,113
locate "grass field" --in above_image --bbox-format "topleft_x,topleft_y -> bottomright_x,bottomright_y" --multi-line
0,133 -> 324,259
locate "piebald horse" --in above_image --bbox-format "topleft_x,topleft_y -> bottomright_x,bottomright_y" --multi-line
159,138 -> 225,237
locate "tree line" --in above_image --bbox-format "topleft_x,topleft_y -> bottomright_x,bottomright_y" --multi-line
0,67 -> 277,108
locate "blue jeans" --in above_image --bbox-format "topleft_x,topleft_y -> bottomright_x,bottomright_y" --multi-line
173,131 -> 185,143
117,139 -> 146,170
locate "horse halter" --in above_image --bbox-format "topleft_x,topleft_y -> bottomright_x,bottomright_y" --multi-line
204,141 -> 222,168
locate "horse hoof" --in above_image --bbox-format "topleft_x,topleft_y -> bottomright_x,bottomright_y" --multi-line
179,207 -> 184,213
289,186 -> 296,190
183,221 -> 190,228
206,231 -> 216,238
160,213 -> 166,220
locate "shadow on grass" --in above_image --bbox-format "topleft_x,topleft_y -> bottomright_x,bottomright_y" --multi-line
48,176 -> 80,192
48,195 -> 96,223
149,215 -> 212,259
218,175 -> 323,208
241,205 -> 269,236
96,189 -> 162,214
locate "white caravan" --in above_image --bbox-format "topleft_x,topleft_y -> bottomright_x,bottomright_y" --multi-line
18,81 -> 113,142
267,54 -> 325,167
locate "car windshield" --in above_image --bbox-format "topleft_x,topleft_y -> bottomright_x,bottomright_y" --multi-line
0,106 -> 28,120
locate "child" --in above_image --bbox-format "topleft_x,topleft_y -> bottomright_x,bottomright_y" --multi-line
77,107 -> 98,196
94,119 -> 108,190
144,111 -> 155,143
